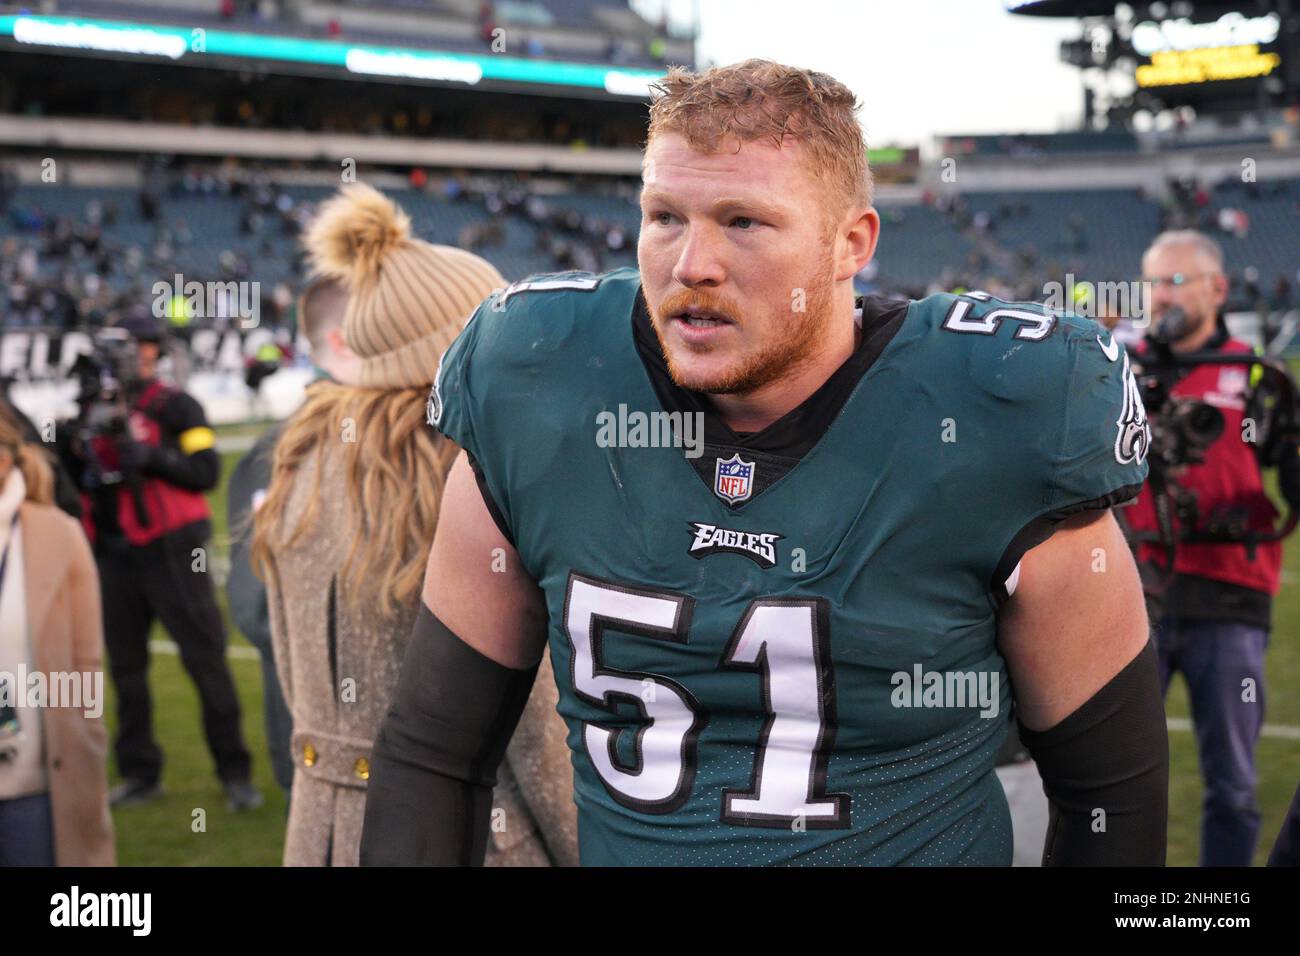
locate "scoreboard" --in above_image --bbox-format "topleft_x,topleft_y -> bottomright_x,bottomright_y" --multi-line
1009,1 -> 1298,117
1131,10 -> 1288,113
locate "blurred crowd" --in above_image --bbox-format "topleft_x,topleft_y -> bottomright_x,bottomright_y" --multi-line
0,161 -> 301,335
0,160 -> 642,339
881,178 -> 1300,323
6,160 -> 1300,359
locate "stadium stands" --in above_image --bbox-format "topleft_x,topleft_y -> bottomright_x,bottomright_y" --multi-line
0,173 -> 642,329
1206,177 -> 1300,284
3,166 -> 1296,334
871,203 -> 977,291
942,130 -> 1140,158
959,188 -> 1162,281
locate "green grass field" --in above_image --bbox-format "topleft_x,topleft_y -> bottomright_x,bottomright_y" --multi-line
104,428 -> 1300,866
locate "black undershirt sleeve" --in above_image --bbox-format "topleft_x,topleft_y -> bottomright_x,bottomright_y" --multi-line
145,446 -> 221,492
143,391 -> 221,492
360,603 -> 538,866
1017,638 -> 1169,866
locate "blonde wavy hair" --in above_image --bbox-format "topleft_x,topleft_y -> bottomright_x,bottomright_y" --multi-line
252,380 -> 456,618
0,406 -> 54,505
646,58 -> 873,223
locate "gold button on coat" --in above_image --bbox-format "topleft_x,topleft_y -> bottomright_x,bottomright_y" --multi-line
303,742 -> 317,766
354,757 -> 370,781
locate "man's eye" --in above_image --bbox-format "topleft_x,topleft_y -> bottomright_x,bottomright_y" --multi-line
731,216 -> 755,230
651,211 -> 675,226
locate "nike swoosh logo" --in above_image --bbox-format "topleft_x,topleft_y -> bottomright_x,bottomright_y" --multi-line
1097,334 -> 1120,362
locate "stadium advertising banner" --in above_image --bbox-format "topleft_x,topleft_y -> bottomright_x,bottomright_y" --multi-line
865,146 -> 921,185
0,326 -> 277,382
1,326 -> 312,425
0,14 -> 663,98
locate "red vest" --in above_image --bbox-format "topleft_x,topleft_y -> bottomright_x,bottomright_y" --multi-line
1124,336 -> 1281,595
81,381 -> 212,547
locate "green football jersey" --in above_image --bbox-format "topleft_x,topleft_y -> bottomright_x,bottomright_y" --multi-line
431,267 -> 1150,866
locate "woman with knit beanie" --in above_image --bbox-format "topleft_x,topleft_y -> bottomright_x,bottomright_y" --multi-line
253,183 -> 576,866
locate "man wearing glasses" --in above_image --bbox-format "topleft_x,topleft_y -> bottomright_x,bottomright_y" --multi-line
1126,229 -> 1300,866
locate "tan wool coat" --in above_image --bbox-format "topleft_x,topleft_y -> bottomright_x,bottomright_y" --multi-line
19,502 -> 116,866
264,447 -> 577,866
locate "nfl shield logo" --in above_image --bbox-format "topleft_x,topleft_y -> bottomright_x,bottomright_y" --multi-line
714,453 -> 756,505
1217,367 -> 1248,397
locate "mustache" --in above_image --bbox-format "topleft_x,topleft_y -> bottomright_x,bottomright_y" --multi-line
654,290 -> 741,323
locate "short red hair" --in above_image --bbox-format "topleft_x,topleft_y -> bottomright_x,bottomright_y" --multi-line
645,58 -> 874,226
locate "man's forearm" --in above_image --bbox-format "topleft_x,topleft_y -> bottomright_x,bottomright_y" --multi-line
360,603 -> 539,866
362,723 -> 497,865
1018,639 -> 1169,866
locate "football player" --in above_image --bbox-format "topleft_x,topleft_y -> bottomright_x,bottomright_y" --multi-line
360,59 -> 1168,866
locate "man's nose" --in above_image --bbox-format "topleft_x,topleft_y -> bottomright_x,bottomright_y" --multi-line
1150,282 -> 1177,311
672,225 -> 725,288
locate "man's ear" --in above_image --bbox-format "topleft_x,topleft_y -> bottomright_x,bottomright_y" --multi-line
326,326 -> 354,358
1211,272 -> 1230,309
836,206 -> 880,283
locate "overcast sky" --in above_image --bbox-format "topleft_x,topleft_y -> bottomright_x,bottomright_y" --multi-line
638,0 -> 1089,151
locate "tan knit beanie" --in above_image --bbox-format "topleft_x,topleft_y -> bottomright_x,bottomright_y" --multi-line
303,182 -> 505,389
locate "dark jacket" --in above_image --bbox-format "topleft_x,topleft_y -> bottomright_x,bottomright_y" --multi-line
226,423 -> 294,792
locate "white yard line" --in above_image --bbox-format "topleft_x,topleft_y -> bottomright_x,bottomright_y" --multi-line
1167,716 -> 1300,741
217,434 -> 259,453
148,639 -> 261,661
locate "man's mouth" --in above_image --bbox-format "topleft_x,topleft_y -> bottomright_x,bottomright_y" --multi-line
672,306 -> 733,329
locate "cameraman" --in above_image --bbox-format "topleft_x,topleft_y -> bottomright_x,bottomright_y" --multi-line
1125,229 -> 1300,866
65,313 -> 260,811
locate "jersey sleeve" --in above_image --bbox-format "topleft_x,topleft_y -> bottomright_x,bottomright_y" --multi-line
991,320 -> 1151,604
427,269 -> 612,466
1049,329 -> 1150,511
426,292 -> 518,543
426,291 -> 497,459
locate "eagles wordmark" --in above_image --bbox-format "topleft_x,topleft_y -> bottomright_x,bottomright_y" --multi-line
687,522 -> 782,568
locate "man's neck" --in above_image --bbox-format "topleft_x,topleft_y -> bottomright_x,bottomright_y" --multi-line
709,321 -> 861,434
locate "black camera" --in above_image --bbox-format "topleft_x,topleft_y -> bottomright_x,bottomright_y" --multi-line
1132,312 -> 1223,473
70,329 -> 139,430
64,329 -> 143,492
1142,390 -> 1224,471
